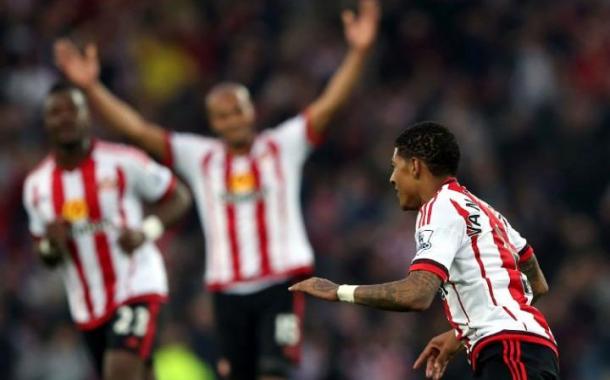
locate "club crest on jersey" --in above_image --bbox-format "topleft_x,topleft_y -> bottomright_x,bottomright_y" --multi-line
416,229 -> 434,251
62,199 -> 89,222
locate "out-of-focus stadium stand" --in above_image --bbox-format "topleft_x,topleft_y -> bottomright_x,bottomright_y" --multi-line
1,0 -> 609,379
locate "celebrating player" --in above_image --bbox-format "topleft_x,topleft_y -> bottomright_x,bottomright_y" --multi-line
290,122 -> 559,379
23,82 -> 191,380
54,0 -> 380,378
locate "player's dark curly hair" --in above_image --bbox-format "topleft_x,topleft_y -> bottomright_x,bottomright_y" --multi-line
395,121 -> 460,176
47,80 -> 79,95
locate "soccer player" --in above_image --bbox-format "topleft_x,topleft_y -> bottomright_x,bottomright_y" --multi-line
53,1 -> 380,379
23,82 -> 192,380
289,122 -> 560,380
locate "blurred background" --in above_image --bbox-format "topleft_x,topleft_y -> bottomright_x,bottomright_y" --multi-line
2,0 -> 610,379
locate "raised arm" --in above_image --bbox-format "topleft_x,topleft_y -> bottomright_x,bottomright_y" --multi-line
54,40 -> 167,161
306,0 -> 380,134
519,254 -> 549,304
289,270 -> 441,312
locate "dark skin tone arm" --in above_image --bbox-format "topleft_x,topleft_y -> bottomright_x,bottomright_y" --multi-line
519,254 -> 549,304
118,179 -> 191,253
289,270 -> 442,312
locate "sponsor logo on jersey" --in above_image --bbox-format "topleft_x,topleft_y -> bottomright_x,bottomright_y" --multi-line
62,199 -> 89,222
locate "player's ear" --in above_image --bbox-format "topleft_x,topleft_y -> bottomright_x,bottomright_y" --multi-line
411,157 -> 422,179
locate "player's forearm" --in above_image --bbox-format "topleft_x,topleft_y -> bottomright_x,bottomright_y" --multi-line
149,180 -> 191,228
519,255 -> 549,304
307,48 -> 370,133
353,272 -> 439,312
85,82 -> 167,160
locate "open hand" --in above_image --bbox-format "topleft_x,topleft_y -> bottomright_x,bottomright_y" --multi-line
54,39 -> 100,89
118,228 -> 146,254
289,277 -> 339,302
413,330 -> 463,379
343,0 -> 380,52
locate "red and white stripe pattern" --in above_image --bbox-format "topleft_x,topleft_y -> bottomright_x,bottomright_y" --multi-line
409,178 -> 557,366
23,141 -> 171,329
164,114 -> 318,292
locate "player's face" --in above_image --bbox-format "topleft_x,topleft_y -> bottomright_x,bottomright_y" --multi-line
207,90 -> 255,148
389,149 -> 420,210
44,90 -> 90,147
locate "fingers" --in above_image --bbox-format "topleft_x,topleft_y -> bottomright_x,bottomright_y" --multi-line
341,10 -> 355,27
288,277 -> 313,292
359,0 -> 381,23
413,345 -> 435,369
85,43 -> 98,62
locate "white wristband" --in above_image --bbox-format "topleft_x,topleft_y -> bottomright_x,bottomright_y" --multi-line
141,215 -> 164,241
337,285 -> 358,303
38,238 -> 52,256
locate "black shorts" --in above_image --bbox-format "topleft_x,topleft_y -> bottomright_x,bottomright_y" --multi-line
82,301 -> 163,375
213,279 -> 304,380
474,340 -> 560,380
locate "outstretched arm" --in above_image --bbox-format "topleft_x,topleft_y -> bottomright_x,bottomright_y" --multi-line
306,0 -> 380,135
54,40 -> 168,161
519,254 -> 549,304
289,271 -> 441,312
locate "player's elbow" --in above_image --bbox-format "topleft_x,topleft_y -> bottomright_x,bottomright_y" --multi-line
534,282 -> 549,298
410,294 -> 434,312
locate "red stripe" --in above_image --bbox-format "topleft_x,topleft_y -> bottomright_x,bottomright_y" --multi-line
81,158 -> 116,314
409,260 -> 448,282
52,167 -> 94,319
420,203 -> 428,226
518,245 -> 534,263
285,291 -> 305,363
441,298 -> 469,350
116,168 -> 127,228
224,152 -> 241,282
426,195 -> 438,224
303,109 -> 323,146
158,176 -> 177,203
450,199 -> 499,306
139,302 -> 161,359
250,156 -> 271,276
503,341 -> 520,380
515,340 -> 528,379
268,140 -> 288,269
162,132 -> 174,168
451,283 -> 471,324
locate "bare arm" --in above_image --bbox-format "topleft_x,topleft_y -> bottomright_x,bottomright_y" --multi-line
519,255 -> 549,304
54,40 -> 168,161
307,0 -> 379,134
118,179 -> 192,253
289,271 -> 441,312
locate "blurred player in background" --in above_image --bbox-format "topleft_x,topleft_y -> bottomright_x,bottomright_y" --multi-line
290,122 -> 560,380
23,82 -> 192,380
54,1 -> 380,378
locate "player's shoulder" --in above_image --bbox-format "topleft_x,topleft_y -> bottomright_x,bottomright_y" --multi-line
170,131 -> 221,148
94,140 -> 152,165
24,155 -> 53,184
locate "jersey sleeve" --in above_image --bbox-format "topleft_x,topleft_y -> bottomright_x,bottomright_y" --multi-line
125,150 -> 177,203
500,215 -> 534,263
23,176 -> 46,238
163,132 -> 216,179
409,197 -> 466,282
267,112 -> 322,166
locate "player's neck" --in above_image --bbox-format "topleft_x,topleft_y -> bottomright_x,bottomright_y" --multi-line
53,138 -> 92,170
420,175 -> 452,204
226,139 -> 254,156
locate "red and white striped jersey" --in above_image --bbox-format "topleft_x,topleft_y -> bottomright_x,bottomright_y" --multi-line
23,140 -> 174,330
409,178 -> 557,368
163,113 -> 320,292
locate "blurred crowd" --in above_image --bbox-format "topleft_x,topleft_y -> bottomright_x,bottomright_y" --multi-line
1,0 -> 610,379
